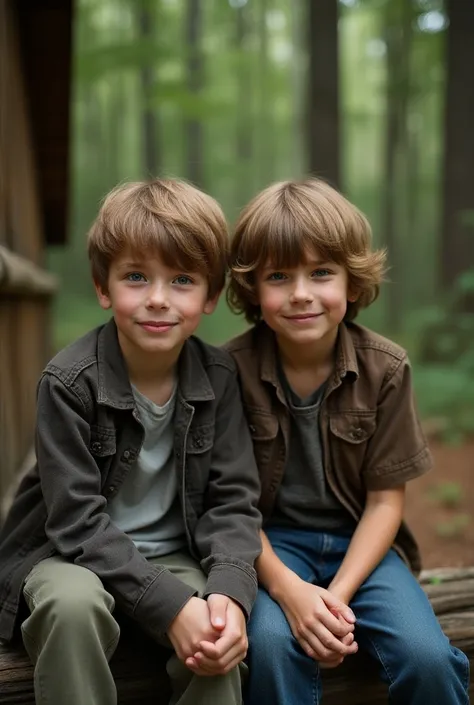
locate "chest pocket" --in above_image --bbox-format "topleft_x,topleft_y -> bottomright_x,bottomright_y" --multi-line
329,412 -> 377,444
89,426 -> 117,485
184,423 -> 214,494
328,412 -> 377,487
245,409 -> 279,470
186,423 -> 214,455
89,425 -> 117,457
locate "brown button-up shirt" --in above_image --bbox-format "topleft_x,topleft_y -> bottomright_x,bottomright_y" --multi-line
225,320 -> 432,573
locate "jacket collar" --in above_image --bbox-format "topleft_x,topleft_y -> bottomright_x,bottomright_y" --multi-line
96,319 -> 214,408
257,321 -> 359,389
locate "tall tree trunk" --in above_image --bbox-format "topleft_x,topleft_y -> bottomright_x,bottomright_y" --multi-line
257,0 -> 274,187
441,1 -> 474,300
185,0 -> 203,188
136,0 -> 160,177
235,3 -> 253,207
381,0 -> 413,331
289,1 -> 304,178
306,0 -> 340,188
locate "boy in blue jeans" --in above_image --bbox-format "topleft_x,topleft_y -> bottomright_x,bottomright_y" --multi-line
0,179 -> 261,705
224,178 -> 469,704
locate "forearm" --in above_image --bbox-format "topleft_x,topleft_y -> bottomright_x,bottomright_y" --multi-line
256,529 -> 298,601
329,487 -> 405,604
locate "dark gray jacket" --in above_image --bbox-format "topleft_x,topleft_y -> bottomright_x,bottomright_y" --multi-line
0,320 -> 261,643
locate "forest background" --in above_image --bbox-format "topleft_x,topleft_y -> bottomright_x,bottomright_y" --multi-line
48,0 -> 474,565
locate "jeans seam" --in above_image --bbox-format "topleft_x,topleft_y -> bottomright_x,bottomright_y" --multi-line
365,634 -> 395,686
460,648 -> 470,691
312,661 -> 320,705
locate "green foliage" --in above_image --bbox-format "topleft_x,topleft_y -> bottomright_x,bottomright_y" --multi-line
427,482 -> 464,509
49,0 -> 474,457
406,270 -> 474,440
435,514 -> 470,539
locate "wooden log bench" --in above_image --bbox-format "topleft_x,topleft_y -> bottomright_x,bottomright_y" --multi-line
1,567 -> 473,704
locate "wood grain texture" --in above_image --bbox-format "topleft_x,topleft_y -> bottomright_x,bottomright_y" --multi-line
0,567 -> 473,704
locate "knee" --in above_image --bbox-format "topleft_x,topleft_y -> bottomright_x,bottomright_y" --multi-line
402,637 -> 468,684
40,580 -> 115,632
248,609 -> 293,663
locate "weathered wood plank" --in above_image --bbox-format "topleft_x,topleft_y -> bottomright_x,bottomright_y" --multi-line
0,246 -> 57,295
0,567 -> 473,704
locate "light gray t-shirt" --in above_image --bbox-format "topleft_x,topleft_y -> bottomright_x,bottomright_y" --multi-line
271,368 -> 354,532
107,384 -> 186,558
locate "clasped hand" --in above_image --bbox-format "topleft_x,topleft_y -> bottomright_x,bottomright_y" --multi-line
278,575 -> 358,668
167,594 -> 247,676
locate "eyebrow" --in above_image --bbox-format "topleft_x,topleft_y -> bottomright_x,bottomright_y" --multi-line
262,260 -> 332,272
116,261 -> 146,270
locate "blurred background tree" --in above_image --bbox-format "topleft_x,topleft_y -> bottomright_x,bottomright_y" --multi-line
47,0 -> 474,438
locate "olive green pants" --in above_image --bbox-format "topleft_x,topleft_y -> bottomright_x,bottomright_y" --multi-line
22,552 -> 243,705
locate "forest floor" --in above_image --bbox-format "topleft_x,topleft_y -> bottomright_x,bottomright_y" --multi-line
405,438 -> 474,569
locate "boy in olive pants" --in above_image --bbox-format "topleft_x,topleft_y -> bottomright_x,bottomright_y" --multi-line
0,179 -> 261,705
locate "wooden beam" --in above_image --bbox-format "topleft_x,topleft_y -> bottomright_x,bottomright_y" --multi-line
0,567 -> 473,704
0,245 -> 57,296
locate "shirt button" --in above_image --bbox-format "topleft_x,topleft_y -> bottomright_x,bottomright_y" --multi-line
194,437 -> 204,448
109,485 -> 115,494
91,441 -> 102,454
351,428 -> 364,440
122,450 -> 131,460
249,425 -> 257,434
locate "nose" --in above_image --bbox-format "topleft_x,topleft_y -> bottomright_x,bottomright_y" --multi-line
145,282 -> 170,309
289,276 -> 313,304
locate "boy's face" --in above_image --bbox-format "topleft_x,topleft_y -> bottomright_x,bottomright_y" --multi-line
256,251 -> 353,351
95,250 -> 218,362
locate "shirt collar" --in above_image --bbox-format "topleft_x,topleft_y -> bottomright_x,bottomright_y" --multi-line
257,320 -> 359,390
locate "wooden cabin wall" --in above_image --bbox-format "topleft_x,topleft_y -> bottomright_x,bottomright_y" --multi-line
0,0 -> 56,512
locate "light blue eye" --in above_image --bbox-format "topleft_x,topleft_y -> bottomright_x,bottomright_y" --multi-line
174,275 -> 193,285
127,272 -> 145,282
312,269 -> 330,278
268,272 -> 286,281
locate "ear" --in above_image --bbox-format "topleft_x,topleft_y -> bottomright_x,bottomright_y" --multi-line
203,290 -> 221,315
94,281 -> 112,310
347,288 -> 360,303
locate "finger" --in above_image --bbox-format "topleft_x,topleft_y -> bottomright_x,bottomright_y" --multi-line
185,656 -> 212,675
199,629 -> 241,660
316,608 -> 354,638
300,623 -> 355,659
296,635 -> 317,660
323,594 -> 356,624
194,639 -> 247,673
206,594 -> 228,631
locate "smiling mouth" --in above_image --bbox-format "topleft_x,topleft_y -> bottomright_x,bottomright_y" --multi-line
284,313 -> 323,320
138,321 -> 178,330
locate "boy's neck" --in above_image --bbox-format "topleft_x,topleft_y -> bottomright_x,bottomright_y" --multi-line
276,327 -> 338,398
119,339 -> 181,406
276,326 -> 338,372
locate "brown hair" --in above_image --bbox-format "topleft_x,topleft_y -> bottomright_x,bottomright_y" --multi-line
88,178 -> 228,298
227,178 -> 386,323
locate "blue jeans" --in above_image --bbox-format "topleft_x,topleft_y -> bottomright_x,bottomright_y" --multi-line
246,527 -> 469,705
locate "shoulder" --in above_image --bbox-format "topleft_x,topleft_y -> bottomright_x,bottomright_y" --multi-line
187,335 -> 237,374
348,322 -> 407,360
223,325 -> 259,355
222,325 -> 261,370
346,322 -> 409,382
43,325 -> 102,387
